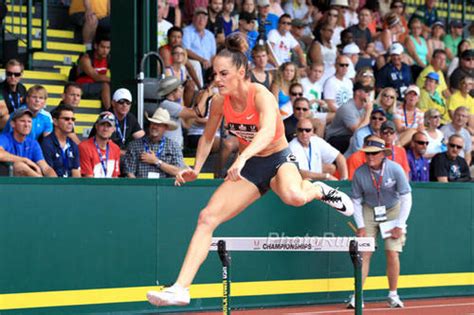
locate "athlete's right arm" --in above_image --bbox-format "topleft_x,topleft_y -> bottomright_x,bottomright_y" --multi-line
175,95 -> 223,186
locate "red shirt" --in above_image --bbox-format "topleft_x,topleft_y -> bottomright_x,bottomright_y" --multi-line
223,83 -> 285,146
76,54 -> 108,84
347,146 -> 410,180
79,137 -> 121,178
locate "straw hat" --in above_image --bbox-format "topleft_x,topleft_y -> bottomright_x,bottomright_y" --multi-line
145,107 -> 178,130
361,136 -> 392,156
157,77 -> 182,99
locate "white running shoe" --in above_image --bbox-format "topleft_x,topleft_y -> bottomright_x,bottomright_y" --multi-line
314,181 -> 354,216
387,294 -> 404,308
346,294 -> 365,309
147,284 -> 190,307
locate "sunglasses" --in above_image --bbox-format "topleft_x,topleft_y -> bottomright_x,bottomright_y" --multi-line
463,57 -> 474,61
382,93 -> 395,99
329,13 -> 339,17
297,127 -> 312,133
6,71 -> 22,77
383,130 -> 395,135
371,116 -> 385,121
117,99 -> 132,105
291,92 -> 303,96
338,63 -> 350,67
295,107 -> 309,111
280,21 -> 292,25
393,4 -> 403,8
60,117 -> 76,122
415,140 -> 429,146
172,52 -> 185,56
449,143 -> 463,149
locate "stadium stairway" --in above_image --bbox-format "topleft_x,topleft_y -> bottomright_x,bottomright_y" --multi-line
2,3 -> 101,140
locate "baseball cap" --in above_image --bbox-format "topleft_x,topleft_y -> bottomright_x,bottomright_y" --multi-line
353,82 -> 374,93
257,0 -> 270,7
113,88 -> 132,102
461,49 -> 474,59
450,20 -> 464,28
381,120 -> 396,132
291,19 -> 308,27
194,7 -> 208,15
239,11 -> 257,23
11,108 -> 33,121
425,72 -> 440,82
96,111 -> 116,127
389,42 -> 404,55
432,20 -> 445,28
371,107 -> 386,116
342,43 -> 360,55
404,85 -> 420,96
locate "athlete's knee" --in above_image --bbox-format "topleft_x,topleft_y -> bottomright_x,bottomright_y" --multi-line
197,207 -> 221,229
279,188 -> 307,207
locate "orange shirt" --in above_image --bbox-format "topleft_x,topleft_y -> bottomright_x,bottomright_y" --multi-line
223,83 -> 285,146
347,146 -> 410,179
69,0 -> 109,19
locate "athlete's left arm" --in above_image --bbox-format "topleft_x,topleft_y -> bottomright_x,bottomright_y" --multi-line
239,85 -> 277,161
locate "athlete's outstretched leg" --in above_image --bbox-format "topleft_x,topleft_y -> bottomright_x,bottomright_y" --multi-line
147,179 -> 260,306
270,163 -> 354,216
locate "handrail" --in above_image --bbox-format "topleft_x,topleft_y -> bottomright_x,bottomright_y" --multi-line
2,0 -> 47,69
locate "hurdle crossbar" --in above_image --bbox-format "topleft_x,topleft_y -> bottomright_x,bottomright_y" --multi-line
210,237 -> 374,315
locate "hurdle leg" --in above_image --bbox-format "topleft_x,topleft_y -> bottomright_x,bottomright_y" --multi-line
217,240 -> 231,315
349,240 -> 363,315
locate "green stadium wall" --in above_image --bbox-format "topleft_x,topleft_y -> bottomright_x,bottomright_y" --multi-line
0,178 -> 472,314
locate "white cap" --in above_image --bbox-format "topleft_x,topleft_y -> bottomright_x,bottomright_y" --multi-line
330,0 -> 349,7
389,43 -> 404,55
404,85 -> 420,96
342,43 -> 360,55
257,0 -> 270,6
112,88 -> 132,102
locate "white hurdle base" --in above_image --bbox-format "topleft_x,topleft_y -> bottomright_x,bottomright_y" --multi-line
209,237 -> 375,252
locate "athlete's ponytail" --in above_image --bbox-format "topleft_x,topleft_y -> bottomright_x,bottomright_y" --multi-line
217,33 -> 250,79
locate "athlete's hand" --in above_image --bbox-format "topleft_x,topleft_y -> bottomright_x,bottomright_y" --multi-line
175,168 -> 198,186
225,157 -> 246,181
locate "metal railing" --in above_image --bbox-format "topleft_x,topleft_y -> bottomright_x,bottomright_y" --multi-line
2,0 -> 47,69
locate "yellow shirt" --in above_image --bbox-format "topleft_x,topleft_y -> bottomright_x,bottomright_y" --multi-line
419,89 -> 450,124
69,0 -> 109,19
416,65 -> 448,102
448,91 -> 474,115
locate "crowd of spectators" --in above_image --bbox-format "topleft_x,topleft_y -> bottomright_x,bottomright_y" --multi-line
0,0 -> 473,182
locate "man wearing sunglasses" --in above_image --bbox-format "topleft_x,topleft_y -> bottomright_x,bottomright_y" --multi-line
289,118 -> 347,181
441,106 -> 472,166
349,135 -> 412,309
450,49 -> 474,98
406,132 -> 430,182
40,104 -> 81,178
0,59 -> 27,129
89,88 -> 144,156
430,134 -> 471,182
345,108 -> 386,157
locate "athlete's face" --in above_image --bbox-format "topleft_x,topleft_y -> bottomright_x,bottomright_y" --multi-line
213,56 -> 245,95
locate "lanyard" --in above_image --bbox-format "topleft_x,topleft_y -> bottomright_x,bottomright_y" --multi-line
8,93 -> 21,110
143,138 -> 165,159
94,138 -> 109,176
403,106 -> 417,128
390,64 -> 403,81
59,141 -> 71,177
115,117 -> 127,144
305,142 -> 312,171
369,160 -> 386,206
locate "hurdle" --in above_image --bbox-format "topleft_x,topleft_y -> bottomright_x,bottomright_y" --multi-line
210,237 -> 375,315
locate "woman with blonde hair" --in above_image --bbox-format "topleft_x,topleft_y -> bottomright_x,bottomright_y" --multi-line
165,44 -> 197,107
423,109 -> 446,159
270,61 -> 299,119
374,87 -> 397,121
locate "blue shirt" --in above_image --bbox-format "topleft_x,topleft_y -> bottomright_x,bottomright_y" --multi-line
2,108 -> 53,140
376,63 -> 413,101
41,132 -> 80,177
406,148 -> 430,182
345,124 -> 373,158
0,132 -> 44,162
258,13 -> 278,39
182,25 -> 217,62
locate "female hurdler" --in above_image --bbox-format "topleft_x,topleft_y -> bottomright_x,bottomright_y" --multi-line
147,37 -> 354,307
